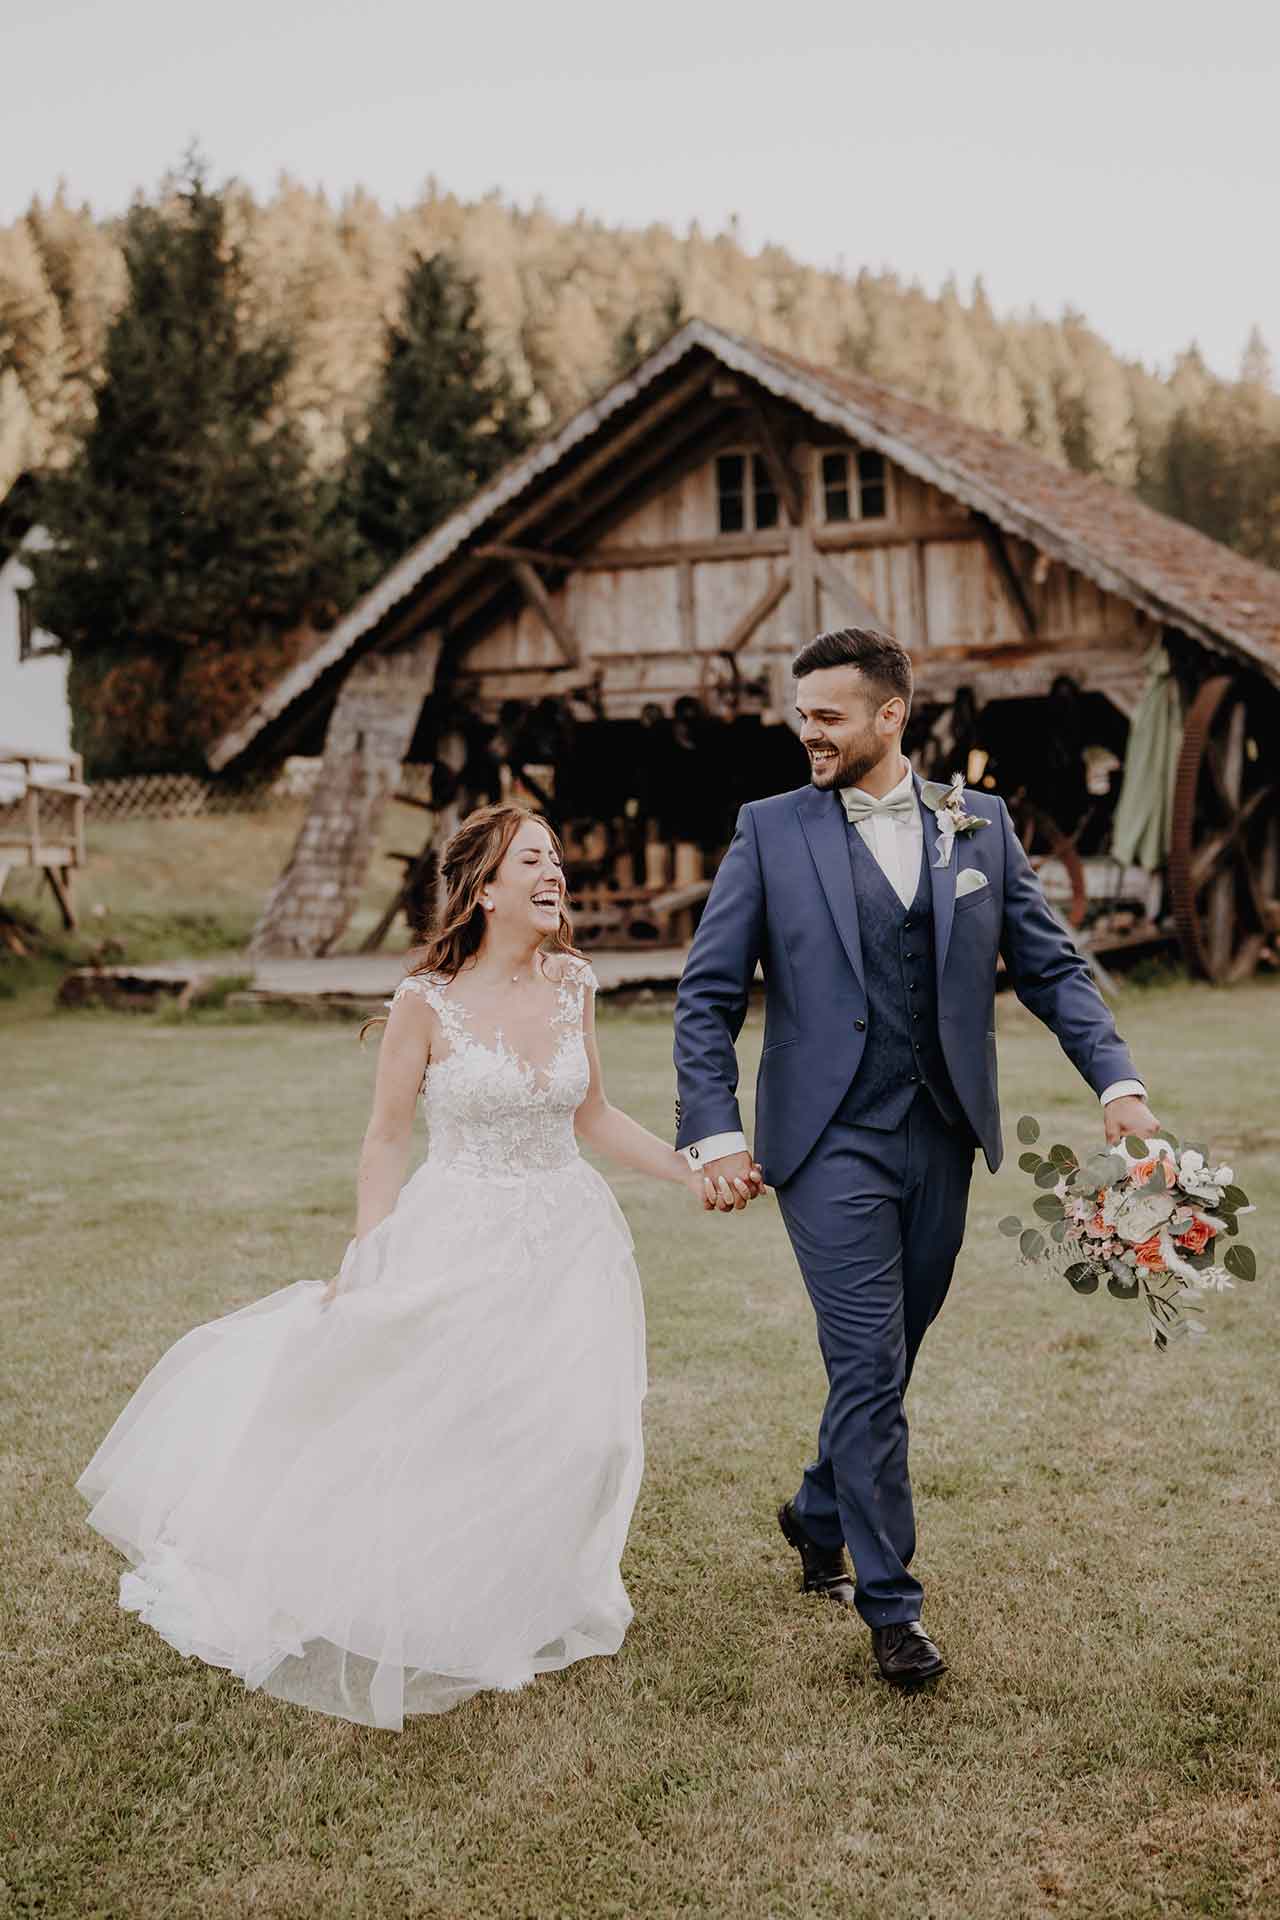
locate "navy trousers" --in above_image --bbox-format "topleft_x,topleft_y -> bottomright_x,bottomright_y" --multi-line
775,1096 -> 974,1627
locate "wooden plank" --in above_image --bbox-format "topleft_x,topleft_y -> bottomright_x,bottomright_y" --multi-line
907,539 -> 928,649
719,568 -> 792,654
813,552 -> 885,631
746,396 -> 804,525
578,522 -> 975,571
976,516 -> 1038,642
791,525 -> 817,647
509,560 -> 579,666
678,559 -> 696,655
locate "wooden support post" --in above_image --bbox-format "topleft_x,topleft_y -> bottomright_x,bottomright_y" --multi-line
509,559 -> 579,667
976,517 -> 1038,642
790,524 -> 818,645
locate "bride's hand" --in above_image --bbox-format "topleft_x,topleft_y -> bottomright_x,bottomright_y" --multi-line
685,1169 -> 719,1209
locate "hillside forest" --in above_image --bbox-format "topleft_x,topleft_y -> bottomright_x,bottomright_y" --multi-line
3,162 -> 1278,772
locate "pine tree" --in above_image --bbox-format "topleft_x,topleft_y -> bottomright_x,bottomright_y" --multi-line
340,251 -> 533,588
28,155 -> 349,773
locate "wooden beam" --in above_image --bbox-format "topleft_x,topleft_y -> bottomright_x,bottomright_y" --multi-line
493,361 -> 716,548
719,568 -> 792,655
976,517 -> 1038,642
509,559 -> 579,667
577,522 -> 975,571
746,396 -> 804,526
475,543 -> 573,570
813,552 -> 885,631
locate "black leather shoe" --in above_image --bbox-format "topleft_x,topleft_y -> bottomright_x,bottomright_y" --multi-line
777,1501 -> 858,1610
870,1621 -> 946,1689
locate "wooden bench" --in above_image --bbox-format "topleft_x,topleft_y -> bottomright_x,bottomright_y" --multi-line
0,746 -> 90,929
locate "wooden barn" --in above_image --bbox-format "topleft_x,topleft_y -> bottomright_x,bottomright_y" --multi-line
210,321 -> 1280,980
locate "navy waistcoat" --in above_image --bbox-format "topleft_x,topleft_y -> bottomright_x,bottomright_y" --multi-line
836,817 -> 964,1132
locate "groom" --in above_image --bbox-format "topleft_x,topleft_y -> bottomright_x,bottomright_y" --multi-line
673,626 -> 1157,1688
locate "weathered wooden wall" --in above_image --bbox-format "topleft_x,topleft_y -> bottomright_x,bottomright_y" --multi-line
452,441 -> 1151,717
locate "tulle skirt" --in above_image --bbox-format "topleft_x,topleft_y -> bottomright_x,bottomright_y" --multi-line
77,1157 -> 646,1730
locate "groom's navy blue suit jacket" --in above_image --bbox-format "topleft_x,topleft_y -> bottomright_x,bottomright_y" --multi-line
673,775 -> 1138,1186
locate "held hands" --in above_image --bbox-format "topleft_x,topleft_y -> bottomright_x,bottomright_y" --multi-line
1103,1094 -> 1161,1147
693,1149 -> 768,1214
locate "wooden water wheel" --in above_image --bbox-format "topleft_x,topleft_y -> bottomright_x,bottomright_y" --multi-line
1170,674 -> 1280,981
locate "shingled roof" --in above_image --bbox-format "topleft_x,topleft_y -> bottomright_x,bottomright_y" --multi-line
210,320 -> 1280,767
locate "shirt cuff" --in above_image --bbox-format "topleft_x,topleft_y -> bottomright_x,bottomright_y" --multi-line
683,1131 -> 748,1169
1100,1080 -> 1146,1107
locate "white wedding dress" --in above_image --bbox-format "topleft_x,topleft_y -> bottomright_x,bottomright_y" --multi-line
77,955 -> 646,1730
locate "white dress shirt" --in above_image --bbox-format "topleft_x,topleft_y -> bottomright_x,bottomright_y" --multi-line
684,762 -> 1145,1169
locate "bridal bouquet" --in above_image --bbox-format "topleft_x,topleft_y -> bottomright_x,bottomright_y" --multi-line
998,1117 -> 1258,1351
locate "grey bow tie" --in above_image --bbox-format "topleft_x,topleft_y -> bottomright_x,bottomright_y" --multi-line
841,785 -> 918,825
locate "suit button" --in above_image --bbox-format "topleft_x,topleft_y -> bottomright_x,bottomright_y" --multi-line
903,918 -> 915,931
908,1074 -> 920,1084
854,1018 -> 867,1032
912,1011 -> 921,1022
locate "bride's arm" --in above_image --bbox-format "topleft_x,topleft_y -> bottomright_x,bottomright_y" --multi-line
575,985 -> 741,1208
354,991 -> 435,1238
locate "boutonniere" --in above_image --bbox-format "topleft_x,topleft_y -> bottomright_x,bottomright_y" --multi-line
921,773 -> 991,869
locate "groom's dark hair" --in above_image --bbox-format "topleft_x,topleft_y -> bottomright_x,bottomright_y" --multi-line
793,626 -> 913,719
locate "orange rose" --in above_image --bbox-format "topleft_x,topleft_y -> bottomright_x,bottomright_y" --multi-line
1131,1159 -> 1157,1184
1133,1234 -> 1166,1271
1179,1218 -> 1213,1255
1085,1212 -> 1110,1238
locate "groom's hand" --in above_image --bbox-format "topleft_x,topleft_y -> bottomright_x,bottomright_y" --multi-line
1103,1094 -> 1160,1146
702,1151 -> 766,1213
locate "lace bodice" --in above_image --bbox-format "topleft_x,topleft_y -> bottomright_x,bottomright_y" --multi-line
390,955 -> 598,1177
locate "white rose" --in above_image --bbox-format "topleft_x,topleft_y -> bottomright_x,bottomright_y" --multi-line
1111,1189 -> 1176,1243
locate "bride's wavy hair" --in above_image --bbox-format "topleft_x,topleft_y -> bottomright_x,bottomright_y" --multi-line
362,804 -> 579,1038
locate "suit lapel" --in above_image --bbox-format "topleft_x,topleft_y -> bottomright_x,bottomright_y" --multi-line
919,774 -> 957,988
797,787 -> 864,991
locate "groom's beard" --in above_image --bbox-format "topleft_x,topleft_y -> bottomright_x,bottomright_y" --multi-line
808,730 -> 891,791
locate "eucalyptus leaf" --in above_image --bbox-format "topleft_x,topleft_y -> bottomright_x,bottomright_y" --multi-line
1019,1228 -> 1046,1259
1185,1247 -> 1215,1271
1034,1163 -> 1061,1190
1224,1244 -> 1256,1283
1222,1185 -> 1249,1211
998,1216 -> 1023,1238
1107,1271 -> 1140,1300
1034,1194 -> 1065,1221
1065,1262 -> 1099,1293
1018,1152 -> 1043,1174
1016,1116 -> 1041,1145
1050,1220 -> 1070,1244
1049,1144 -> 1078,1169
1124,1134 -> 1150,1158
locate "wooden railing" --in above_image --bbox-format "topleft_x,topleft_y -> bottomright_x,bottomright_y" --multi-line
0,746 -> 91,928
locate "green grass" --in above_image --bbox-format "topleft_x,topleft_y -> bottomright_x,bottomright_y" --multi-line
0,798 -> 428,1010
1,982 -> 1278,1918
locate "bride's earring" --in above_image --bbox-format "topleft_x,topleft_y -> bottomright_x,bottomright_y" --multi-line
482,896 -> 495,912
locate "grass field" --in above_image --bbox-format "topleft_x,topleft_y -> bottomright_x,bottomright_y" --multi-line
2,980 -> 1278,1918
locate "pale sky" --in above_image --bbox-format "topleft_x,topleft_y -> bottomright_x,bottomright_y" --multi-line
3,0 -> 1277,379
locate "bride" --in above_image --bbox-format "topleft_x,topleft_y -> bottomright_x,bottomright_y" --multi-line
78,804 -> 755,1730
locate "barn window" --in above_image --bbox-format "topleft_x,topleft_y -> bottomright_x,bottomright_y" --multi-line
818,448 -> 890,523
717,452 -> 780,534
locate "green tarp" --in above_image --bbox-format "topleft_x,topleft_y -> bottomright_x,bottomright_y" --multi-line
1110,643 -> 1184,871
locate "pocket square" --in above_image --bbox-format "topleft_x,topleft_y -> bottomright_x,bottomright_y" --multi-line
956,868 -> 989,898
